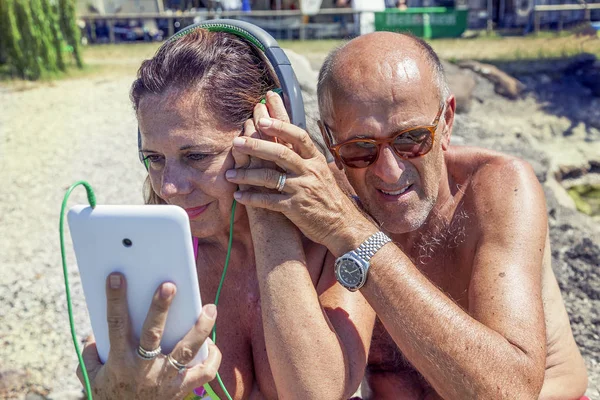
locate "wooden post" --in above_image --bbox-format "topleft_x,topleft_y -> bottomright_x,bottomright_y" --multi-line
584,6 -> 591,22
558,11 -> 563,32
486,0 -> 493,34
168,17 -> 174,37
534,10 -> 540,34
91,20 -> 97,42
107,18 -> 115,43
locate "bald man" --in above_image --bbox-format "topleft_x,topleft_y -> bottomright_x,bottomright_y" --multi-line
227,32 -> 588,399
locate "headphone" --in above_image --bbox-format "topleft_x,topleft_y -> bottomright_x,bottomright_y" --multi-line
137,19 -> 306,170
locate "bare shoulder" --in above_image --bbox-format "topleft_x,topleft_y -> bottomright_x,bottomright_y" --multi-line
448,146 -> 547,228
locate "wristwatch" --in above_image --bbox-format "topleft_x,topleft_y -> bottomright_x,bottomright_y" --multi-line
334,231 -> 392,292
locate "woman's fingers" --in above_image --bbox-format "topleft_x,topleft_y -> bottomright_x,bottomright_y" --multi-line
105,273 -> 131,359
138,282 -> 177,354
257,118 -> 321,160
265,90 -> 290,124
168,304 -> 217,367
184,338 -> 222,388
226,168 -> 292,193
76,335 -> 102,385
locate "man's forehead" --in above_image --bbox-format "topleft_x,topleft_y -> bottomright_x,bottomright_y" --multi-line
330,52 -> 434,104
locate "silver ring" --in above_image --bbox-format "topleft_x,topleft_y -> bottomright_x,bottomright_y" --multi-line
275,172 -> 287,192
167,354 -> 187,373
137,345 -> 161,360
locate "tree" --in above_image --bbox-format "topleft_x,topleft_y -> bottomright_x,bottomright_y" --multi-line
0,0 -> 82,79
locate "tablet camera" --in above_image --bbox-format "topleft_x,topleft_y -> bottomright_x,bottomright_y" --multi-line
122,238 -> 133,248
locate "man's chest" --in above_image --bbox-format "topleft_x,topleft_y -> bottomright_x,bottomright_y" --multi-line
367,232 -> 476,371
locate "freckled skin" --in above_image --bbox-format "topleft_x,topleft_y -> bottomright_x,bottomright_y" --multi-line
324,32 -> 588,399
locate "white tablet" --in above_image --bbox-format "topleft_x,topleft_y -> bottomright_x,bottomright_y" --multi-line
67,204 -> 208,365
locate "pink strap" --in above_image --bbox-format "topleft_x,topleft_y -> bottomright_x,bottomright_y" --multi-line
193,237 -> 199,260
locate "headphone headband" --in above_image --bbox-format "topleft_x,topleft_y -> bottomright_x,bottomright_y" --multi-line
138,19 -> 306,168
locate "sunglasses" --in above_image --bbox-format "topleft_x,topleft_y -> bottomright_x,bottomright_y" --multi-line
320,103 -> 445,169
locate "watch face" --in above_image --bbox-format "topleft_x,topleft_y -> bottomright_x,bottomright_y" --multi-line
338,259 -> 364,288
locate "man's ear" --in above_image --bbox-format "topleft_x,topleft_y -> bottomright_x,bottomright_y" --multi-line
441,95 -> 456,151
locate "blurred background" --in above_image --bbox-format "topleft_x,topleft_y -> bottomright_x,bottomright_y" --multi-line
0,0 -> 599,399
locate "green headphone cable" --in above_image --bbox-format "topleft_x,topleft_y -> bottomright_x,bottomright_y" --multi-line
60,182 -> 235,400
59,181 -> 96,400
210,200 -> 236,400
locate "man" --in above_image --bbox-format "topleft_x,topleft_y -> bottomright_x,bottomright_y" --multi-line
227,32 -> 588,399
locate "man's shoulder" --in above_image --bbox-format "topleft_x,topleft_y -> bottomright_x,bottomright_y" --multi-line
449,146 -> 546,221
449,146 -> 538,191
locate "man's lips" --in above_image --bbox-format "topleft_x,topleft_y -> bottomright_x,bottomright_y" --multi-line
377,184 -> 413,197
184,204 -> 209,220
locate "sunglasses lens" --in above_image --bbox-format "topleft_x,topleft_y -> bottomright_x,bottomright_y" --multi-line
338,141 -> 378,168
393,128 -> 433,157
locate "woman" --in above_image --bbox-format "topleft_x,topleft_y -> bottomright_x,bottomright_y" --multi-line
76,28 -> 374,399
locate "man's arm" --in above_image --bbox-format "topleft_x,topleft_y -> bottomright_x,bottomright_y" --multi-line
248,208 -> 374,399
227,118 -> 548,399
342,159 -> 547,399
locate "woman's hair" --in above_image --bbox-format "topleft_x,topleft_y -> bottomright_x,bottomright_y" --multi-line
131,29 -> 280,204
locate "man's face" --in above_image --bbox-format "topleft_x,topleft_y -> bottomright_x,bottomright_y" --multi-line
329,89 -> 447,235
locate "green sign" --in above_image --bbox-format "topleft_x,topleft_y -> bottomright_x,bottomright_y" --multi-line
375,8 -> 468,39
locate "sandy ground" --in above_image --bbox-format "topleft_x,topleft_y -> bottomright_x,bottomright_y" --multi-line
0,49 -> 599,398
0,75 -> 146,397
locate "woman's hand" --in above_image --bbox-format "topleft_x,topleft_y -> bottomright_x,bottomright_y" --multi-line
224,96 -> 371,256
76,273 -> 221,400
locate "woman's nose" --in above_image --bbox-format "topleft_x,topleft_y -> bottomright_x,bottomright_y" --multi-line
159,163 -> 192,200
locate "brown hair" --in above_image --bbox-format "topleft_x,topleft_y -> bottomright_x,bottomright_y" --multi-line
131,28 -> 279,204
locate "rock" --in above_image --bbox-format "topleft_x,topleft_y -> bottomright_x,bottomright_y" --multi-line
546,176 -> 577,210
576,63 -> 600,97
457,60 -> 526,100
443,61 -> 477,114
282,48 -> 318,94
0,368 -> 29,396
25,393 -> 46,400
46,390 -> 85,400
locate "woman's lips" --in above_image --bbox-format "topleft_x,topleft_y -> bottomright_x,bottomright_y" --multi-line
185,204 -> 209,220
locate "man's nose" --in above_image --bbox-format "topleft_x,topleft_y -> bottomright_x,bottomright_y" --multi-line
159,163 -> 192,200
370,145 -> 405,183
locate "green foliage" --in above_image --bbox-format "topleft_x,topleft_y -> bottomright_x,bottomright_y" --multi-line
0,0 -> 82,80
31,0 -> 58,72
15,0 -> 43,79
59,0 -> 83,68
43,0 -> 66,71
1,0 -> 28,78
568,184 -> 600,217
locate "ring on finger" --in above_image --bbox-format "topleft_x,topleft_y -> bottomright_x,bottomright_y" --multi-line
137,345 -> 162,360
275,173 -> 287,192
167,354 -> 188,374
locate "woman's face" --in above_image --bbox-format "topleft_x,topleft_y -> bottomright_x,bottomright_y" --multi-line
138,89 -> 242,239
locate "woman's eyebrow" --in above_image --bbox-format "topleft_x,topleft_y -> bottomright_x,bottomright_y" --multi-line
179,144 -> 205,151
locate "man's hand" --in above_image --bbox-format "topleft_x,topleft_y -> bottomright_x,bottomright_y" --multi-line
225,111 -> 375,255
